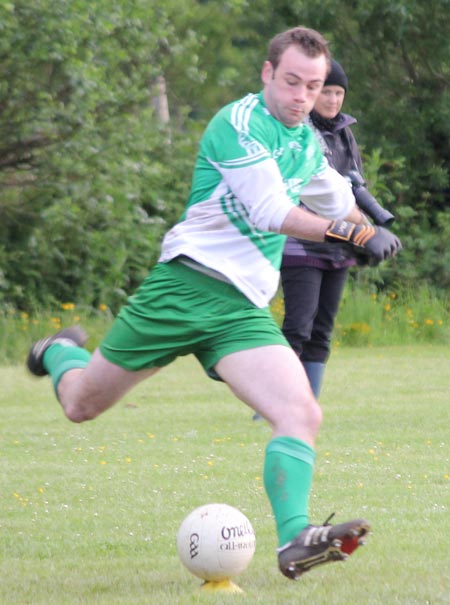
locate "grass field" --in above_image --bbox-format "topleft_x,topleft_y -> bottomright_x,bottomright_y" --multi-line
1,346 -> 449,604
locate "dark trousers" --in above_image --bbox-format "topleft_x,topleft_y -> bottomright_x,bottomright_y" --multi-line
280,265 -> 349,363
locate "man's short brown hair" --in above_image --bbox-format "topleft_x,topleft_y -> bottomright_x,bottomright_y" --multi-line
267,26 -> 331,72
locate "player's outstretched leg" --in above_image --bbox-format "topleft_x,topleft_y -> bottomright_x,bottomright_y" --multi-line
277,516 -> 370,580
27,326 -> 88,377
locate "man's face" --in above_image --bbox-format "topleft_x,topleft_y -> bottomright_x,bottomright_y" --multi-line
314,85 -> 346,119
262,46 -> 328,128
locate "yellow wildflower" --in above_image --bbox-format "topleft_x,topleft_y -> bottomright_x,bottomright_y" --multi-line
61,303 -> 75,311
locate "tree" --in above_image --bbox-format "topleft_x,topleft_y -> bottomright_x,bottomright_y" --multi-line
234,0 -> 450,291
1,0 -> 449,309
0,0 -> 204,309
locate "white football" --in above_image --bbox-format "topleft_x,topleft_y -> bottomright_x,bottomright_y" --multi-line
177,503 -> 256,581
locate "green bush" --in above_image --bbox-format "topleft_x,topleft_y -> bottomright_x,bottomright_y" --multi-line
269,282 -> 450,350
2,0 -> 450,311
0,1 -> 202,312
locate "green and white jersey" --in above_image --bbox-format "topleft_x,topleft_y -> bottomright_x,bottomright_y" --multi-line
159,92 -> 354,307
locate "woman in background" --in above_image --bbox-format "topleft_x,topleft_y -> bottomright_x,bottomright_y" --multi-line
281,60 -> 372,398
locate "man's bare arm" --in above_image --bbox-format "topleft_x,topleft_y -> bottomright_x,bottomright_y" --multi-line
280,206 -> 331,241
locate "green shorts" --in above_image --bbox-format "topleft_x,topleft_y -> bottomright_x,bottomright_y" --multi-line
99,259 -> 289,377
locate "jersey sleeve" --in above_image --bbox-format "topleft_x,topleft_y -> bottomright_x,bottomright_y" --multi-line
299,160 -> 356,219
202,100 -> 296,233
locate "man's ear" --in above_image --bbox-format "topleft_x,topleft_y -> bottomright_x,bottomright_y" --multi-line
261,60 -> 274,85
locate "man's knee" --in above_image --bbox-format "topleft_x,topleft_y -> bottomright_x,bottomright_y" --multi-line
64,401 -> 100,423
271,392 -> 322,436
302,394 -> 323,433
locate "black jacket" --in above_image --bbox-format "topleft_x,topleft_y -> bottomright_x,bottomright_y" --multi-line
282,111 -> 362,269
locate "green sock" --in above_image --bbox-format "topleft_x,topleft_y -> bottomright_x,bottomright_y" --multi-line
264,436 -> 316,548
43,343 -> 91,391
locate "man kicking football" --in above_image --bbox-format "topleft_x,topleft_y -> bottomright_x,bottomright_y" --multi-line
27,26 -> 400,579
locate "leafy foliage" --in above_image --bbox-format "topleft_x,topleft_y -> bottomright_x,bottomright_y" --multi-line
1,0 -> 449,310
0,0 -> 201,310
264,0 -> 450,290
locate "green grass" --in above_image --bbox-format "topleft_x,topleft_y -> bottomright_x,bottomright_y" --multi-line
1,347 -> 449,604
270,283 -> 450,348
334,284 -> 450,346
1,283 -> 449,366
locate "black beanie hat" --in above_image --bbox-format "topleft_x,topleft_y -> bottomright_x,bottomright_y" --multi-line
325,59 -> 348,91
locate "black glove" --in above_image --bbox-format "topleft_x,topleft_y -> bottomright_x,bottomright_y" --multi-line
325,220 -> 402,267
